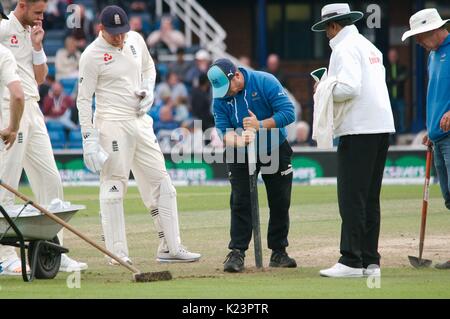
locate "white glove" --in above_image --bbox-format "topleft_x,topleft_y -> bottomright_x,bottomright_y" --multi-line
82,128 -> 109,173
135,78 -> 155,116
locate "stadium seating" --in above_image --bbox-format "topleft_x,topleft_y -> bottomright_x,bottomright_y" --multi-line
47,126 -> 66,149
131,13 -> 153,33
46,29 -> 67,41
59,77 -> 78,96
47,63 -> 56,78
44,38 -> 65,56
45,122 -> 66,149
67,129 -> 83,149
46,121 -> 65,132
73,0 -> 95,10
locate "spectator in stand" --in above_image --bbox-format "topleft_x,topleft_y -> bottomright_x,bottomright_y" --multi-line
185,49 -> 211,88
129,15 -> 147,39
386,48 -> 408,137
169,47 -> 192,83
42,81 -> 78,131
190,73 -> 213,133
39,74 -> 56,110
174,119 -> 204,153
149,84 -> 170,124
55,36 -> 81,81
44,0 -> 67,30
129,1 -> 147,14
153,76 -> 190,134
155,100 -> 179,153
167,71 -> 189,116
155,71 -> 188,108
291,121 -> 315,147
238,55 -> 252,67
263,53 -> 289,89
66,4 -> 95,50
146,15 -> 185,55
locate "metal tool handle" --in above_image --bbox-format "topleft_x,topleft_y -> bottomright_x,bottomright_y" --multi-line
248,140 -> 263,268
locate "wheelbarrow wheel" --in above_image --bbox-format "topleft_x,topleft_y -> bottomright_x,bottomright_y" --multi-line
28,236 -> 61,279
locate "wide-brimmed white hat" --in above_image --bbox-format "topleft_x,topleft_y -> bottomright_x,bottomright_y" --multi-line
311,3 -> 363,32
402,8 -> 449,41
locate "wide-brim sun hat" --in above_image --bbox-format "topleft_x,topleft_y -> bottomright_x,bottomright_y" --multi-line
311,3 -> 363,32
402,8 -> 449,41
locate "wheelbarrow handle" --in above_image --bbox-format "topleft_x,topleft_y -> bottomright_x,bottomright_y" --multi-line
0,180 -> 141,275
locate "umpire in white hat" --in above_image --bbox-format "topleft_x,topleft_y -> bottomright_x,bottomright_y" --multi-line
402,8 -> 450,270
311,3 -> 395,277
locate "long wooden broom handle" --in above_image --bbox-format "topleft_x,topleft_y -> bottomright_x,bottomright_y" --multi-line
0,180 -> 141,275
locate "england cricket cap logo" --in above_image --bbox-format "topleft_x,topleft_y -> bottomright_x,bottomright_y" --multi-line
100,5 -> 130,35
207,58 -> 237,99
114,14 -> 121,25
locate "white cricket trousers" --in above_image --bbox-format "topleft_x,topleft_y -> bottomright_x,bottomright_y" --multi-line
0,99 -> 63,263
97,114 -> 168,208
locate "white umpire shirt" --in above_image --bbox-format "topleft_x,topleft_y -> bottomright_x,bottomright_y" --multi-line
328,25 -> 395,137
0,13 -> 40,101
77,31 -> 156,129
0,43 -> 20,105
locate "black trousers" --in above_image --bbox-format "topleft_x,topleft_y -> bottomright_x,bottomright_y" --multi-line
226,141 -> 293,252
337,133 -> 390,268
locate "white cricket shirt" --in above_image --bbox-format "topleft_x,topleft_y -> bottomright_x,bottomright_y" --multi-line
328,25 -> 395,137
0,43 -> 20,105
77,31 -> 156,128
0,13 -> 40,100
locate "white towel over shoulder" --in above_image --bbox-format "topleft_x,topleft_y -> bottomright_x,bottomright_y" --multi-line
312,76 -> 349,149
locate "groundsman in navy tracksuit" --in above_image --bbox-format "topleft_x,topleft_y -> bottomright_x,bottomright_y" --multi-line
207,58 -> 297,273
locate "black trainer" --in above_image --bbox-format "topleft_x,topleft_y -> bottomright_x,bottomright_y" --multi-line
269,249 -> 297,268
223,249 -> 245,273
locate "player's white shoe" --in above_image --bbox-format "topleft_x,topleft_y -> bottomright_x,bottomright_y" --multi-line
108,256 -> 133,266
156,245 -> 201,263
0,256 -> 30,276
363,266 -> 381,277
319,263 -> 363,278
59,254 -> 88,272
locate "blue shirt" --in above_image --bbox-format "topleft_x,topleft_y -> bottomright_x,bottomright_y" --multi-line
427,34 -> 450,142
212,68 -> 295,151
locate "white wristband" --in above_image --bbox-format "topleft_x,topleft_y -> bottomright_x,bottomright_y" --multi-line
32,49 -> 47,65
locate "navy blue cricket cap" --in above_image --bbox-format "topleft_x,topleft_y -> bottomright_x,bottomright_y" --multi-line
0,2 -> 9,20
207,58 -> 237,98
100,5 -> 130,35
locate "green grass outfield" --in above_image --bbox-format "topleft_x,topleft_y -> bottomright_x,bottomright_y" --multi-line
0,184 -> 449,298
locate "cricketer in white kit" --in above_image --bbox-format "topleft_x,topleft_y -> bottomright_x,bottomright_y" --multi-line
77,5 -> 200,264
0,41 -> 24,153
0,0 -> 87,275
